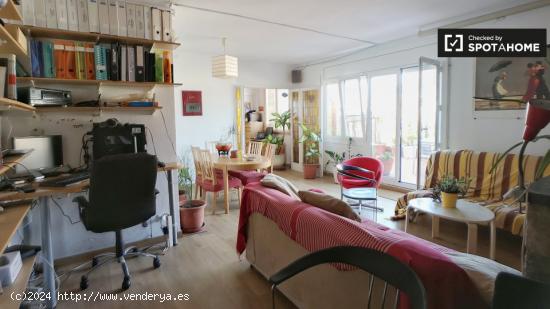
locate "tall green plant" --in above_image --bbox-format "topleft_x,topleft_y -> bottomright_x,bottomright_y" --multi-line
270,110 -> 291,143
299,123 -> 321,164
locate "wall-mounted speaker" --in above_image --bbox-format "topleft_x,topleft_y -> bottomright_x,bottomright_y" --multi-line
292,70 -> 302,83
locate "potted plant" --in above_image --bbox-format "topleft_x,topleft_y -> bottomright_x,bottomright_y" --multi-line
263,134 -> 285,169
299,123 -> 321,179
178,164 -> 206,233
376,149 -> 394,176
325,137 -> 362,183
269,110 -> 291,169
433,176 -> 470,208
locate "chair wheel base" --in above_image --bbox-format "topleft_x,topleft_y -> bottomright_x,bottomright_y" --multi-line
153,257 -> 161,269
122,276 -> 131,290
80,276 -> 89,290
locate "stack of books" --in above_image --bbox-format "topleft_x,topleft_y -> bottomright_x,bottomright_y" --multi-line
29,39 -> 173,83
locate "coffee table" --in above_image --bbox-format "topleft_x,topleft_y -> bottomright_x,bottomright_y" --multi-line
405,198 -> 496,260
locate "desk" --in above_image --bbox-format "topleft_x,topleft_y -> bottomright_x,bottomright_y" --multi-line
212,156 -> 271,214
0,162 -> 181,308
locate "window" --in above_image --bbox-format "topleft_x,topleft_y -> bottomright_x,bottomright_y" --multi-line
342,79 -> 364,138
325,83 -> 342,137
266,89 -> 290,127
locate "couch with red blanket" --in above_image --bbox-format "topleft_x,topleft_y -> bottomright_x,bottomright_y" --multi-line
237,183 -> 520,309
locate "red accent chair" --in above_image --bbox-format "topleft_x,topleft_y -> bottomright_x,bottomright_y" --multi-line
337,157 -> 384,214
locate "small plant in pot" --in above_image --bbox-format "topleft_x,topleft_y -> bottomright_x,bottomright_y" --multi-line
325,137 -> 362,183
433,176 -> 470,208
178,165 -> 206,233
269,110 -> 291,169
299,123 -> 321,179
263,134 -> 285,169
376,149 -> 394,176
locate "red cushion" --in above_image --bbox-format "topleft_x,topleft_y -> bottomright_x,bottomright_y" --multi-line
199,176 -> 242,192
229,170 -> 266,185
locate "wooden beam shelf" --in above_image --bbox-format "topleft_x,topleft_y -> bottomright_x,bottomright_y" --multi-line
17,77 -> 181,87
36,106 -> 162,115
0,151 -> 33,177
0,97 -> 36,114
0,24 -> 27,59
0,203 -> 31,253
15,24 -> 180,50
0,255 -> 37,309
0,0 -> 23,21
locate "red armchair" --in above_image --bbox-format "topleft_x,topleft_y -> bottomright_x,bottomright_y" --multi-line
337,157 -> 384,215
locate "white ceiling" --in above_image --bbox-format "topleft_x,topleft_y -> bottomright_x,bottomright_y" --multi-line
170,0 -> 542,65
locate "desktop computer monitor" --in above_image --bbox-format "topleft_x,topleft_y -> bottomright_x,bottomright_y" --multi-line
12,135 -> 63,173
92,120 -> 147,160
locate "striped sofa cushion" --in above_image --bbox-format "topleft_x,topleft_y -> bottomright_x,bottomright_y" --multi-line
395,150 -> 550,235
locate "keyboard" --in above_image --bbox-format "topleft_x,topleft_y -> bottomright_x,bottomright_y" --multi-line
39,172 -> 90,187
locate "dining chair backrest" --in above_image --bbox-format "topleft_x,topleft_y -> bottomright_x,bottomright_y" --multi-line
248,141 -> 264,156
264,143 -> 277,160
191,146 -> 203,178
206,141 -> 218,154
198,149 -> 217,185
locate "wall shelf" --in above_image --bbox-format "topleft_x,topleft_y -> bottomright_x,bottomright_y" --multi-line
0,0 -> 23,21
36,106 -> 162,115
0,255 -> 37,309
0,24 -> 27,59
0,97 -> 36,114
0,151 -> 33,176
17,77 -> 181,87
15,25 -> 180,50
0,203 -> 31,253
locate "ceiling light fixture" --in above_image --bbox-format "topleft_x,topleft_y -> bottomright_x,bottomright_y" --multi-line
212,37 -> 238,79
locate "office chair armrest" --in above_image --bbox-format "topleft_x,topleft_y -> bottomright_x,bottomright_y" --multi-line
336,164 -> 377,185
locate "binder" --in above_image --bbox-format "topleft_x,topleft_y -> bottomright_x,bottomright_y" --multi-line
135,45 -> 144,82
22,0 -> 35,26
163,50 -> 171,83
77,0 -> 90,32
135,5 -> 145,39
117,1 -> 127,37
151,8 -> 161,41
67,0 -> 79,31
143,6 -> 152,40
88,0 -> 99,33
154,52 -> 163,83
42,41 -> 55,78
120,45 -> 126,81
53,40 -> 66,78
34,0 -> 47,27
0,54 -> 17,99
148,52 -> 155,82
98,0 -> 110,34
108,0 -> 119,36
126,3 -> 136,37
94,44 -> 107,80
109,43 -> 119,80
64,41 -> 77,79
127,46 -> 135,82
161,10 -> 171,42
105,47 -> 111,80
45,0 -> 58,28
143,49 -> 149,82
31,40 -> 42,77
56,0 -> 69,30
75,42 -> 86,80
84,42 -> 95,80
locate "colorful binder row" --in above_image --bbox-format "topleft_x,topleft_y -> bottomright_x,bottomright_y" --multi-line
30,39 -> 174,83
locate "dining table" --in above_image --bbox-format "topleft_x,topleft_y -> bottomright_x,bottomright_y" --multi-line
211,154 -> 272,213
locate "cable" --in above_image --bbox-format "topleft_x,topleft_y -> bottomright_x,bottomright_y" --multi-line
1,160 -> 33,175
50,197 -> 81,225
159,110 -> 179,160
146,126 -> 158,156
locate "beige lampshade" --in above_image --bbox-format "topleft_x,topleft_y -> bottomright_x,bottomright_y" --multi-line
212,55 -> 238,78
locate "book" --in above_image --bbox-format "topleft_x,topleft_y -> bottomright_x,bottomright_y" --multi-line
84,42 -> 96,80
88,0 -> 99,33
120,45 -> 127,81
53,40 -> 66,78
135,45 -> 144,82
22,0 -> 35,26
98,0 -> 109,34
126,3 -> 136,37
77,0 -> 90,32
135,5 -> 145,38
64,41 -> 77,79
108,0 -> 119,36
56,0 -> 69,30
127,46 -> 135,82
154,52 -> 163,82
45,0 -> 58,28
75,42 -> 86,79
117,1 -> 127,36
151,8 -> 161,41
163,50 -> 171,83
143,6 -> 152,40
67,0 -> 79,31
42,41 -> 56,78
161,10 -> 172,42
94,44 -> 107,80
35,0 -> 48,27
31,40 -> 43,77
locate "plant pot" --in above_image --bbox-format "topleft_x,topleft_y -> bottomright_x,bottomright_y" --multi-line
180,200 -> 206,233
303,164 -> 319,179
272,153 -> 286,170
179,190 -> 187,206
441,192 -> 458,208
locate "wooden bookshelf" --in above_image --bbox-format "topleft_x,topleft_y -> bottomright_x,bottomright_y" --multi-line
16,24 -> 180,50
36,106 -> 162,115
0,24 -> 27,59
0,255 -> 37,309
17,77 -> 181,87
0,0 -> 23,21
0,151 -> 33,177
0,203 -> 31,253
0,98 -> 36,114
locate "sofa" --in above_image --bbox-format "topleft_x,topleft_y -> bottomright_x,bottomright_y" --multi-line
237,183 -> 519,309
394,150 -> 550,235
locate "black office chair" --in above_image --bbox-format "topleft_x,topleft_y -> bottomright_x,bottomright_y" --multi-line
492,272 -> 550,309
73,153 -> 160,291
269,246 -> 426,309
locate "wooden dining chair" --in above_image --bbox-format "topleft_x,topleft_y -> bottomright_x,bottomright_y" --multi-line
263,143 -> 277,173
247,141 -> 264,156
198,149 -> 242,214
191,146 -> 204,199
206,141 -> 218,154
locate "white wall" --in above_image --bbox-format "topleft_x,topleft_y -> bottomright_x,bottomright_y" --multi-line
5,84 -> 178,259
172,50 -> 291,162
297,6 -> 550,159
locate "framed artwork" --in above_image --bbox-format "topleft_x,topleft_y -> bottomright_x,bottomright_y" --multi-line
182,91 -> 203,116
474,46 -> 550,111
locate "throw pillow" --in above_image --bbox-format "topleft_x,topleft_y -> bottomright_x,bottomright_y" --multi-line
261,174 -> 301,200
298,190 -> 361,222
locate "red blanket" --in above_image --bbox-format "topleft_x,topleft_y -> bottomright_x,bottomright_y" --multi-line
237,183 -> 486,309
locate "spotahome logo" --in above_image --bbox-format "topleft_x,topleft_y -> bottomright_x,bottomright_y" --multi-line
438,29 -> 546,57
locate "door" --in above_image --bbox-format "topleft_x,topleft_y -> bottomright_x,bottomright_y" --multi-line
290,89 -> 321,171
416,57 -> 443,188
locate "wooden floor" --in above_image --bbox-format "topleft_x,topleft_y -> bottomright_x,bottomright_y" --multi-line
55,169 -> 522,308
